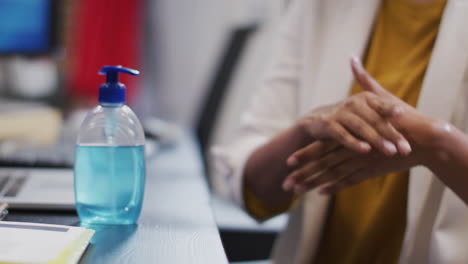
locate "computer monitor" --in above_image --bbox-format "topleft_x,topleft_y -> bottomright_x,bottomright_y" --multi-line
0,0 -> 59,55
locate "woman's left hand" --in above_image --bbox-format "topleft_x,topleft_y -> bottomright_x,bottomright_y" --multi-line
282,57 -> 446,194
283,142 -> 420,195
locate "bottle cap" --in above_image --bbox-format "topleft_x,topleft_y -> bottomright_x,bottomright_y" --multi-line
98,65 -> 140,104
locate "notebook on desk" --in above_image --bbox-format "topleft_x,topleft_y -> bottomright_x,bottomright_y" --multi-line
0,221 -> 94,264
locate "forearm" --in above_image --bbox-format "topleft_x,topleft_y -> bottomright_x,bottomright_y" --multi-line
425,122 -> 468,204
244,123 -> 312,211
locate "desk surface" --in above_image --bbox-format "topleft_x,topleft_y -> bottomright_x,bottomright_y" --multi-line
5,133 -> 228,264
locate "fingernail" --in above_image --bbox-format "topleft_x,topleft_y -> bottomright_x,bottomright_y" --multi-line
351,56 -> 364,72
287,156 -> 298,167
360,142 -> 371,152
282,179 -> 295,191
383,140 -> 397,155
398,140 -> 412,156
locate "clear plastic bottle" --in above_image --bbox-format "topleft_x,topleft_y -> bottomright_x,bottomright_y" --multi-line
74,66 -> 145,225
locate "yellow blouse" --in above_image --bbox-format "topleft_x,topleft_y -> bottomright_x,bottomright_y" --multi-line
314,0 -> 446,263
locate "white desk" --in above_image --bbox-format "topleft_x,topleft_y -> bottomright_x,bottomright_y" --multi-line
6,132 -> 228,264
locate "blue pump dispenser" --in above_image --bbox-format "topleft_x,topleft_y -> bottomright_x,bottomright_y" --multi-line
98,66 -> 140,104
75,65 -> 146,225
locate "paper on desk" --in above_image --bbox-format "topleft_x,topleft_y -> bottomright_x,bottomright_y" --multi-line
0,221 -> 94,264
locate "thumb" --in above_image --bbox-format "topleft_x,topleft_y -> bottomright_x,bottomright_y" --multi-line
350,56 -> 391,97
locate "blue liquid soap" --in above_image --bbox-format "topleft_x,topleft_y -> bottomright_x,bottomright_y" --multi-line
75,66 -> 145,225
74,145 -> 145,225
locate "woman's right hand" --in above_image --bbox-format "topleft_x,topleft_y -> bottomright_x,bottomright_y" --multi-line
296,90 -> 412,158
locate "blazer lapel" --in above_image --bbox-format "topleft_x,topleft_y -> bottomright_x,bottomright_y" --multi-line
297,1 -> 381,263
401,1 -> 468,262
299,0 -> 382,117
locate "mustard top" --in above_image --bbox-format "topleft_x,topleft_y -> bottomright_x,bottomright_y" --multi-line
314,0 -> 446,263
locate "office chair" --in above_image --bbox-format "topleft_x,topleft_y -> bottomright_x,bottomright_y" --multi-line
196,26 -> 255,159
195,25 -> 286,263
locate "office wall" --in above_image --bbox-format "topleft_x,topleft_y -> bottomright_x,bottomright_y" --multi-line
142,0 -> 285,127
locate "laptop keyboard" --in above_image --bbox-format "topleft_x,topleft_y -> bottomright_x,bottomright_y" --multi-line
0,137 -> 159,169
0,141 -> 74,168
4,176 -> 26,197
0,172 -> 29,198
0,175 -> 9,193
0,118 -> 161,169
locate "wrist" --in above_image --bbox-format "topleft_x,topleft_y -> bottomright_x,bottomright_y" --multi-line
419,119 -> 455,168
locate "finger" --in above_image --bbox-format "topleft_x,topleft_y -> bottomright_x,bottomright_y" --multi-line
355,100 -> 411,156
287,140 -> 340,167
350,56 -> 391,97
283,147 -> 354,191
319,169 -> 368,195
366,96 -> 404,118
284,162 -> 323,192
350,57 -> 408,144
294,155 -> 366,193
337,111 -> 398,156
324,121 -> 372,153
366,98 -> 412,155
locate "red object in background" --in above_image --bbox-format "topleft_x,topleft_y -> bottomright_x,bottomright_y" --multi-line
67,0 -> 142,103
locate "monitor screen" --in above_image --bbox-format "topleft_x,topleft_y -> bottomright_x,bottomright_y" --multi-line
0,0 -> 55,54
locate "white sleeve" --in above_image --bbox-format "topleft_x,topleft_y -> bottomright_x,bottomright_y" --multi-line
209,0 -> 307,208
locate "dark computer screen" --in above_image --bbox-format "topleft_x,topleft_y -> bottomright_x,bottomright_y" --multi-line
0,0 -> 56,54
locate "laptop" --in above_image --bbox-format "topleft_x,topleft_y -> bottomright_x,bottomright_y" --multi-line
0,168 -> 75,210
0,114 -> 171,210
0,111 -> 76,210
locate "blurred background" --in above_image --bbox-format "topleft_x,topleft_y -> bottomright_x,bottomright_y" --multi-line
0,0 -> 289,262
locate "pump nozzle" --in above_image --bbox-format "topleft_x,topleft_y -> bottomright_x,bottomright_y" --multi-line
98,65 -> 140,104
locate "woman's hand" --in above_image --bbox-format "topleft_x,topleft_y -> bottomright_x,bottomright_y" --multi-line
283,141 -> 421,195
282,57 -> 444,194
298,67 -> 411,156
351,56 -> 443,147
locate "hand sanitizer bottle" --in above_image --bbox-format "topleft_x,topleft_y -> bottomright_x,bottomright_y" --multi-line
74,66 -> 145,225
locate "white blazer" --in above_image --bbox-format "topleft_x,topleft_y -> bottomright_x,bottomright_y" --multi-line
210,0 -> 468,263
